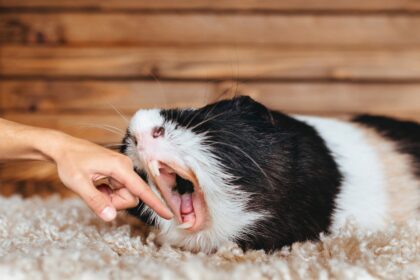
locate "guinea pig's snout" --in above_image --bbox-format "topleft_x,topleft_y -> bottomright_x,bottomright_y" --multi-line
146,161 -> 207,233
134,131 -> 156,152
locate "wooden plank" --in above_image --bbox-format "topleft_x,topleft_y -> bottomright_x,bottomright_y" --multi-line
215,82 -> 420,118
1,13 -> 420,46
1,0 -> 420,12
0,161 -> 75,197
0,113 -> 130,144
2,81 -> 419,121
2,80 -> 420,116
0,161 -> 59,183
0,81 -> 214,111
0,179 -> 72,198
2,46 -> 420,80
1,82 -> 420,137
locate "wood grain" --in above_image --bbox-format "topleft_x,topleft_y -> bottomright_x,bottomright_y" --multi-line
2,81 -> 419,122
0,161 -> 59,182
0,80 -> 214,111
1,113 -> 129,144
2,46 -> 420,80
1,1 -> 420,189
1,0 -> 420,12
0,81 -> 420,147
2,13 -> 420,46
0,161 -> 72,197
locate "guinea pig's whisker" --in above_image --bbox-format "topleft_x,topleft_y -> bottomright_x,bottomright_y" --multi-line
185,110 -> 202,129
202,98 -> 222,119
108,102 -> 129,124
188,111 -> 229,131
104,143 -> 125,148
150,71 -> 168,107
186,89 -> 223,129
79,123 -> 125,137
229,46 -> 240,99
203,140 -> 272,188
97,124 -> 125,135
201,131 -> 250,147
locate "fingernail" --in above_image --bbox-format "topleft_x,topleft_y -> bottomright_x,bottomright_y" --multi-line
100,206 -> 117,221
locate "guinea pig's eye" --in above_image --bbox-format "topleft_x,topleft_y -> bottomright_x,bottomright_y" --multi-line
152,126 -> 165,138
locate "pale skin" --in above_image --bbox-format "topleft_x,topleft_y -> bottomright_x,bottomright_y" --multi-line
0,118 -> 173,222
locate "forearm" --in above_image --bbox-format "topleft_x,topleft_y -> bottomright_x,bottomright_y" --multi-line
0,118 -> 64,162
0,118 -> 173,220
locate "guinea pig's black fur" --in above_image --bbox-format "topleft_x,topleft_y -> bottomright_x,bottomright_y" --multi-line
121,96 -> 420,251
159,96 -> 343,251
122,96 -> 344,251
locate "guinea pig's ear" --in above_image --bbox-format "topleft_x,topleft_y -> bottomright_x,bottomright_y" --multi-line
231,95 -> 259,110
232,95 -> 269,112
232,95 -> 276,124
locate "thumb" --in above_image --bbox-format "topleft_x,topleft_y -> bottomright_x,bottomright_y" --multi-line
78,181 -> 117,222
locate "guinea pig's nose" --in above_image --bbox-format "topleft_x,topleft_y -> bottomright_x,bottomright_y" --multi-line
136,131 -> 158,152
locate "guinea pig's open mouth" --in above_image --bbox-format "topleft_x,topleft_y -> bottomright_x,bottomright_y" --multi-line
145,160 -> 207,232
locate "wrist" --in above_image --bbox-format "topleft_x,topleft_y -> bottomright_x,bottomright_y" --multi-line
0,118 -> 77,163
33,128 -> 69,163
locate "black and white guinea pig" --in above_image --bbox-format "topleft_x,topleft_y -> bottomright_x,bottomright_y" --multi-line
120,96 -> 419,253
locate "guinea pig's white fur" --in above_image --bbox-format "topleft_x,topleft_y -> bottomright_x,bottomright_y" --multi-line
296,116 -> 389,231
124,107 -> 419,253
297,116 -> 419,231
125,109 -> 265,252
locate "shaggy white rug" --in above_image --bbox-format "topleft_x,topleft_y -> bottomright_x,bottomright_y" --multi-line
0,195 -> 418,280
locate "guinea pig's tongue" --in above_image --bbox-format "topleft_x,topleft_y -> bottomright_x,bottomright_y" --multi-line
180,193 -> 196,227
181,193 -> 193,214
148,161 -> 198,230
146,160 -> 207,232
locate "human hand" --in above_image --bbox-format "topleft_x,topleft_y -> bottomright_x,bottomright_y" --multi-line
48,132 -> 173,222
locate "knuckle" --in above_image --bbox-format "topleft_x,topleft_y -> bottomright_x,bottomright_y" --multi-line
126,201 -> 138,208
132,197 -> 140,206
86,193 -> 105,211
128,195 -> 140,206
123,157 -> 133,168
72,173 -> 86,185
116,155 -> 132,168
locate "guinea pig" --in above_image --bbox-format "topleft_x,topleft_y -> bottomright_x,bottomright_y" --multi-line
120,96 -> 419,253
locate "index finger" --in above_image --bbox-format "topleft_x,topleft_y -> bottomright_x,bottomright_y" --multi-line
111,168 -> 174,220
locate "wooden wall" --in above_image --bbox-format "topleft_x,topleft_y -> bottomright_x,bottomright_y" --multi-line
0,1 -> 420,194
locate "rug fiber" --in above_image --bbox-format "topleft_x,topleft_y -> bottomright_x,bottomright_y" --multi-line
0,196 -> 418,280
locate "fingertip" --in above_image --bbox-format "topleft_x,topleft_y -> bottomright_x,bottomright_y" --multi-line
100,206 -> 117,221
160,206 -> 174,220
123,171 -> 174,219
141,190 -> 174,220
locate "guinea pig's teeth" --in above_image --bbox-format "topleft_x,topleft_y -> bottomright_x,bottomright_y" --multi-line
149,160 -> 160,177
177,222 -> 193,230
